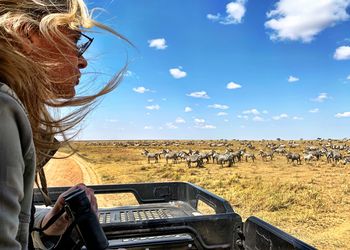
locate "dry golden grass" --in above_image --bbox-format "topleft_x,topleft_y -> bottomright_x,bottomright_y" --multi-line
58,140 -> 350,250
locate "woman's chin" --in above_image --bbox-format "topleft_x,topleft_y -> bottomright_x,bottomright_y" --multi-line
54,88 -> 76,99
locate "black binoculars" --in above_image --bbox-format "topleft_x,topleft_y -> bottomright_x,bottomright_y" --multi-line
64,188 -> 109,250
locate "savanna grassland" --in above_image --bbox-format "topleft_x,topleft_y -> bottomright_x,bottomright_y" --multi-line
57,139 -> 350,250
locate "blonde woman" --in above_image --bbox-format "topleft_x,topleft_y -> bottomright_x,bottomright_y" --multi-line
0,0 -> 128,249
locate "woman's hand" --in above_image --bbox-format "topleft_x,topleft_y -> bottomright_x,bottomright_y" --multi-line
41,183 -> 98,236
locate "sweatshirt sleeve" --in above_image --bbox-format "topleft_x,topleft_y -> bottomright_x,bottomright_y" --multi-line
32,206 -> 52,250
0,95 -> 26,249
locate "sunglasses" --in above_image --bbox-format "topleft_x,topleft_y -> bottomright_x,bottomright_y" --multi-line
77,32 -> 94,56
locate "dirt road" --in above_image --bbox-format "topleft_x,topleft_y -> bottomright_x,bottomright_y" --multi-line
44,152 -> 136,207
44,152 -> 101,186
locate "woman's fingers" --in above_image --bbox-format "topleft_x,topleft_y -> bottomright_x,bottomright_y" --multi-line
85,187 -> 98,214
42,183 -> 99,236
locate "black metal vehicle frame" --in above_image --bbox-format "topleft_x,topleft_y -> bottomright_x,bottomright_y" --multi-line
33,182 -> 316,250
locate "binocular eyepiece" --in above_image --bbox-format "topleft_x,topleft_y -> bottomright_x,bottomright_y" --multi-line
64,188 -> 109,250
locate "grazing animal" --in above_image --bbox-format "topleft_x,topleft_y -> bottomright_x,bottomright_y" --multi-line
259,150 -> 274,161
274,148 -> 287,155
244,153 -> 256,162
286,152 -> 301,165
186,154 -> 204,168
163,149 -> 179,164
142,149 -> 160,163
342,156 -> 350,165
216,153 -> 235,167
232,149 -> 245,162
309,150 -> 322,161
327,150 -> 342,163
212,150 -> 222,164
303,153 -> 315,163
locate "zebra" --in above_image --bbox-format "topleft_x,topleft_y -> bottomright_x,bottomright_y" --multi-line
177,151 -> 189,162
212,150 -> 220,164
142,149 -> 160,163
303,153 -> 315,163
308,150 -> 323,161
244,153 -> 256,162
342,156 -> 350,165
286,152 -> 301,165
259,150 -> 274,161
327,150 -> 342,163
216,153 -> 235,168
232,149 -> 245,162
163,149 -> 179,164
186,154 -> 204,168
274,148 -> 287,155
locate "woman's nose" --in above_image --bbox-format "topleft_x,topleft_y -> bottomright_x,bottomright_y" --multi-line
78,56 -> 88,69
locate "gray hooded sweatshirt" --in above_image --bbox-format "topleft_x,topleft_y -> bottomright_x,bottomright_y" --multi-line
0,83 -> 50,249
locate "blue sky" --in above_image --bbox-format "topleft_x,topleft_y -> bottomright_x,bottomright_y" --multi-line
76,0 -> 350,140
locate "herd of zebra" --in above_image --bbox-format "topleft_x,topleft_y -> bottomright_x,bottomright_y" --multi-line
142,144 -> 350,168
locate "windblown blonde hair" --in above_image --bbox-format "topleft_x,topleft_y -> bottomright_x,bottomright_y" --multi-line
0,0 -> 128,202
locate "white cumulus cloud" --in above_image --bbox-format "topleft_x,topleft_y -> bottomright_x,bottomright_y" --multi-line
265,0 -> 350,42
272,113 -> 288,120
208,104 -> 229,110
175,117 -> 186,123
208,1 -> 247,25
124,70 -> 133,77
185,107 -> 192,112
217,112 -> 228,116
292,116 -> 304,120
194,118 -> 205,124
207,13 -> 221,21
309,108 -> 319,113
334,46 -> 350,60
227,81 -> 242,89
144,126 -> 153,130
335,111 -> 350,118
169,68 -> 187,79
243,109 -> 260,115
166,122 -> 178,129
133,86 -> 150,94
194,119 -> 216,129
145,105 -> 160,110
253,116 -> 264,122
202,125 -> 216,129
148,38 -> 167,50
288,76 -> 299,82
312,93 -> 329,102
186,91 -> 210,99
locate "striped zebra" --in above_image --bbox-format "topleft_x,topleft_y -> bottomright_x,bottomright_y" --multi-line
142,149 -> 160,163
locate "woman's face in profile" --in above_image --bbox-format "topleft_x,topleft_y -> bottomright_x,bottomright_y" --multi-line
28,28 -> 88,98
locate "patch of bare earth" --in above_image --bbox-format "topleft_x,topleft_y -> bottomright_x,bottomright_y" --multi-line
44,152 -> 130,207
